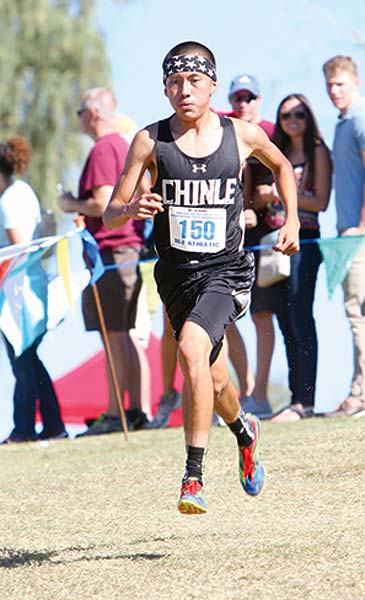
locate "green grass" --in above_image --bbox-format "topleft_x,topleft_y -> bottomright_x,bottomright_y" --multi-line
0,417 -> 364,600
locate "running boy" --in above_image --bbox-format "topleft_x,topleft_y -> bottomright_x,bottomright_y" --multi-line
103,41 -> 300,514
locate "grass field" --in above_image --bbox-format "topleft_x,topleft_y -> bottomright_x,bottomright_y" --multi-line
0,417 -> 364,600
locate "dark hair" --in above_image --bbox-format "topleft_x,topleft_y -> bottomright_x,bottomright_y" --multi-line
163,41 -> 216,68
273,94 -> 324,189
0,136 -> 31,178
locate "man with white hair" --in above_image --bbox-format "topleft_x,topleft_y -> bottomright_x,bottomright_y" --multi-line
57,88 -> 150,433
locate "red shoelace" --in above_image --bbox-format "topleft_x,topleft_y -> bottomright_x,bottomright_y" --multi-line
241,430 -> 256,480
181,479 -> 202,495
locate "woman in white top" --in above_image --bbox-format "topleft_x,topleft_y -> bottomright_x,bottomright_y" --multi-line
0,137 -> 67,442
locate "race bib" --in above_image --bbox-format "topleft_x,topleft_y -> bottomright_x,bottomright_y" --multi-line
169,206 -> 226,253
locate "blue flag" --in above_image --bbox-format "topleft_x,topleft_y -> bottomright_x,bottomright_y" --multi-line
80,229 -> 105,284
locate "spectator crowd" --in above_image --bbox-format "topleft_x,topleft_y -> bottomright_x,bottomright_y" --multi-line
1,52 -> 364,444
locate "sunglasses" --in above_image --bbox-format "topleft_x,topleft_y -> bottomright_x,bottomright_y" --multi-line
280,110 -> 306,121
76,108 -> 88,117
231,92 -> 257,103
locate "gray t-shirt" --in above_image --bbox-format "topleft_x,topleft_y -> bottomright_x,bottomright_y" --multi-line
333,96 -> 365,230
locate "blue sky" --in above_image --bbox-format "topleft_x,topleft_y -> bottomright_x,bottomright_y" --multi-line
95,0 -> 365,149
93,0 -> 365,411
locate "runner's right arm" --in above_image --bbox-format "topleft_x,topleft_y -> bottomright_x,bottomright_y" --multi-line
103,126 -> 164,229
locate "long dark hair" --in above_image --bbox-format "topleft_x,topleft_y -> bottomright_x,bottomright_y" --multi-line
273,94 -> 324,189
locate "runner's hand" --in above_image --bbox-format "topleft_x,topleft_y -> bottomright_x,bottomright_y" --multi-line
273,220 -> 300,256
126,193 -> 164,220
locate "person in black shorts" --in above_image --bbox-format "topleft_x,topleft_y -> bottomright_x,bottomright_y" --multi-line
57,88 -> 151,435
103,41 -> 299,514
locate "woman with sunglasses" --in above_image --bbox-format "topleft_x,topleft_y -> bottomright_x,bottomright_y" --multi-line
253,94 -> 332,421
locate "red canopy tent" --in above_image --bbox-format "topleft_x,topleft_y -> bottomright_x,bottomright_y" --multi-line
53,332 -> 184,427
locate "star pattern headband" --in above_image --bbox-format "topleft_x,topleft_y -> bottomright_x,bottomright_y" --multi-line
163,54 -> 217,83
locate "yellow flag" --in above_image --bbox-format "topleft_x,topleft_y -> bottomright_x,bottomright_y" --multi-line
56,237 -> 74,316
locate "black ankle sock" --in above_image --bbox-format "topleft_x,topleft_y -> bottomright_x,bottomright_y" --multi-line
184,446 -> 206,483
228,412 -> 254,448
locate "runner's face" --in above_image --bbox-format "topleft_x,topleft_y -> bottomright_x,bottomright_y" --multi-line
165,71 -> 216,119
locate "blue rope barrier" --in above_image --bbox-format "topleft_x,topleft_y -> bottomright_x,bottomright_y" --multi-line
102,234 -> 365,271
3,233 -> 363,277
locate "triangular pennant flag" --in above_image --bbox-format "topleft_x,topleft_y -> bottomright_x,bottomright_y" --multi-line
56,237 -> 74,316
0,228 -> 98,356
318,235 -> 365,298
80,228 -> 105,284
0,258 -> 13,290
0,258 -> 12,282
7,247 -> 48,280
0,256 -> 48,356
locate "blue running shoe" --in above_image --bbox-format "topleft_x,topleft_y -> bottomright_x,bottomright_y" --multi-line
178,477 -> 208,514
146,389 -> 181,429
239,414 -> 265,496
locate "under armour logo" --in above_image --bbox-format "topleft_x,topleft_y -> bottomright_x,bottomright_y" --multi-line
192,163 -> 207,173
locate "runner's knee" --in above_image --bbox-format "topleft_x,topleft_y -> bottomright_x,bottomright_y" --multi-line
178,336 -> 210,373
213,374 -> 230,399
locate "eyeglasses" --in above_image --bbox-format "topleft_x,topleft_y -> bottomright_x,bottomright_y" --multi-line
231,92 -> 257,103
76,108 -> 87,117
280,110 -> 306,121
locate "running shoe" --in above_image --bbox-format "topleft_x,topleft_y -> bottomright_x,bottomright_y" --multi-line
76,413 -> 122,437
1,433 -> 39,444
238,414 -> 265,496
178,477 -> 208,514
38,429 -> 69,440
240,395 -> 273,419
147,389 -> 181,429
125,409 -> 149,430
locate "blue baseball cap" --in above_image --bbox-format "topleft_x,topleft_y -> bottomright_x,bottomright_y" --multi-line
228,74 -> 260,99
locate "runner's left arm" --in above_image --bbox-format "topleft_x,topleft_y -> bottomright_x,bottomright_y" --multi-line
236,121 -> 300,256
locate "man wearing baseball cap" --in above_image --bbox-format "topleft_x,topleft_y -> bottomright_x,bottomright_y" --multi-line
225,73 -> 276,420
228,74 -> 273,137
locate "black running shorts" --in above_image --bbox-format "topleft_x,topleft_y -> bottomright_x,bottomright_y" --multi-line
154,250 -> 255,364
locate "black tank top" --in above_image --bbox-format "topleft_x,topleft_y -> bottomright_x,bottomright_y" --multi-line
152,115 -> 244,263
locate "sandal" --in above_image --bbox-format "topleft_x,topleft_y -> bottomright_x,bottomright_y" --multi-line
271,404 -> 314,423
325,396 -> 365,418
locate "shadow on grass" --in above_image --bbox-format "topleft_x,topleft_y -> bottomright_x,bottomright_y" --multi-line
0,546 -> 168,569
0,548 -> 57,568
